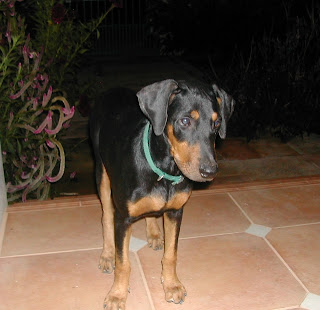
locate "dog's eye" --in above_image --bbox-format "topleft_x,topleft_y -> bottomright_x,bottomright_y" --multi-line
213,120 -> 221,130
179,117 -> 191,127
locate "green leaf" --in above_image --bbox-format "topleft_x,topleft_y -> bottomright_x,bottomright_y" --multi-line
17,139 -> 22,155
0,46 -> 7,56
7,141 -> 15,153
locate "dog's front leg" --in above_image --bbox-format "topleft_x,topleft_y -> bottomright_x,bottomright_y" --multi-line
104,214 -> 132,310
161,208 -> 187,304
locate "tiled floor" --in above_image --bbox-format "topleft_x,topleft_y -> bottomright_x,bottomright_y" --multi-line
1,178 -> 320,310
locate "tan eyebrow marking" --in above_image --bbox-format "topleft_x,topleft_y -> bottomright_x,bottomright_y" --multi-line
190,110 -> 200,120
212,112 -> 218,122
217,97 -> 222,105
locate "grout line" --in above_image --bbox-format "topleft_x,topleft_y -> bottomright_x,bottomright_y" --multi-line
6,204 -> 100,214
273,221 -> 320,230
0,247 -> 103,259
227,193 -> 254,224
286,142 -> 304,155
263,237 -> 309,293
134,252 -> 156,310
179,230 -> 245,241
273,301 -> 306,310
309,160 -> 320,170
0,211 -> 8,256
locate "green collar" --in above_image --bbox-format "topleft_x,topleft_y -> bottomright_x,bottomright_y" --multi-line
143,122 -> 184,185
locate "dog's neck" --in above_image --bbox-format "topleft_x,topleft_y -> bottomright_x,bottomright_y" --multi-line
144,122 -> 184,185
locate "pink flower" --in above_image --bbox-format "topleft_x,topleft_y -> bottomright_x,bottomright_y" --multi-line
5,31 -> 11,44
63,120 -> 71,129
70,171 -> 76,179
62,105 -> 75,117
33,97 -> 39,109
34,111 -> 53,134
21,172 -> 30,180
23,44 -> 29,64
42,86 -> 52,107
46,139 -> 55,148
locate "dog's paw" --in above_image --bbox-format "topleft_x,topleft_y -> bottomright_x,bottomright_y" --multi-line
162,278 -> 187,304
98,252 -> 115,274
103,293 -> 126,310
147,234 -> 164,251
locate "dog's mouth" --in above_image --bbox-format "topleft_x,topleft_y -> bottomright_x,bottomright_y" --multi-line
174,160 -> 216,183
199,171 -> 216,181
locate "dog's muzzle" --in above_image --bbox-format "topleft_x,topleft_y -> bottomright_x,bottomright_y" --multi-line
199,163 -> 218,180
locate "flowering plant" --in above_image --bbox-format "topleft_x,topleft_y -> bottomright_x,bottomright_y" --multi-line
1,0 -> 119,202
0,0 -> 73,202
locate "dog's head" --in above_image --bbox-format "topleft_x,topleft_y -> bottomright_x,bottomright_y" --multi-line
137,79 -> 235,182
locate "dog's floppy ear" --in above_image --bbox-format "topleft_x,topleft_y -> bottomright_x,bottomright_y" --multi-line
212,84 -> 235,139
137,79 -> 179,136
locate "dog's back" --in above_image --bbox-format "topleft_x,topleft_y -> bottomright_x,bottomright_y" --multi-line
90,87 -> 143,148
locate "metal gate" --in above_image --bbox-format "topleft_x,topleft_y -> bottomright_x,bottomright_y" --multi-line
65,0 -> 159,56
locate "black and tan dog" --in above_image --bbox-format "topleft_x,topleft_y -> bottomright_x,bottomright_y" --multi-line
90,79 -> 235,309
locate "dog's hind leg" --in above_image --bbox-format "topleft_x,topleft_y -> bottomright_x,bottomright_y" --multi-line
98,163 -> 115,274
145,217 -> 163,250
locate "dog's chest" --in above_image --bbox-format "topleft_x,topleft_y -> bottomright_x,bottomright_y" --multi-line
127,191 -> 191,217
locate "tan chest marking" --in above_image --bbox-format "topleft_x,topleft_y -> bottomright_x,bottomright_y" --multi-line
128,192 -> 191,217
167,191 -> 191,210
128,195 -> 166,217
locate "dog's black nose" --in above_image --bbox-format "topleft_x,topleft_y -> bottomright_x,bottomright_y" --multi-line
199,163 -> 218,179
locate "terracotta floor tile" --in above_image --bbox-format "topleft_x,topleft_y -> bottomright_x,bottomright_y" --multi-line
288,134 -> 320,155
267,224 -> 320,294
0,250 -> 152,310
218,157 -> 320,181
132,193 -> 250,241
230,184 -> 320,227
138,234 -> 306,310
303,154 -> 320,169
248,138 -> 299,158
180,194 -> 250,237
216,138 -> 261,160
211,174 -> 254,185
216,138 -> 299,161
1,205 -> 103,256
